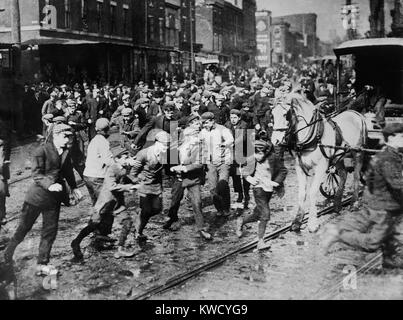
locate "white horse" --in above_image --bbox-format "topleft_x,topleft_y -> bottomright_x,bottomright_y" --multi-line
271,92 -> 367,233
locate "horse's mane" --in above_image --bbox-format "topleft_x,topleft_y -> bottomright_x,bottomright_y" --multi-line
286,92 -> 315,112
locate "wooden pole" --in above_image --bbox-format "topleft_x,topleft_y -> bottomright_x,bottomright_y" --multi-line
10,0 -> 23,134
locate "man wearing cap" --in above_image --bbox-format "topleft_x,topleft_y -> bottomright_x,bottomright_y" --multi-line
133,102 -> 177,149
200,112 -> 234,217
251,85 -> 274,136
111,107 -> 141,154
2,124 -> 80,276
214,94 -> 230,125
41,90 -> 58,117
72,152 -> 137,261
135,97 -> 160,122
124,131 -> 170,242
85,88 -> 103,140
83,118 -> 115,205
65,99 -> 87,179
324,123 -> 403,269
163,114 -> 212,240
225,109 -> 253,209
111,94 -> 132,123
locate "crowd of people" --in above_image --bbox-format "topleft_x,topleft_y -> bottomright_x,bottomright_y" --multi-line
0,61 -> 402,288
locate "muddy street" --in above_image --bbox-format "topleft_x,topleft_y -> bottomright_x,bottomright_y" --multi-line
3,133 -> 401,300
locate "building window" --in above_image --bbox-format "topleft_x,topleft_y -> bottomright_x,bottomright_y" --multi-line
81,0 -> 89,30
110,2 -> 117,34
148,16 -> 155,42
64,0 -> 71,29
159,18 -> 164,44
123,6 -> 129,36
165,8 -> 179,48
97,1 -> 104,32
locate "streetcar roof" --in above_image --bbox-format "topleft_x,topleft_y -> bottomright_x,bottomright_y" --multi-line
334,38 -> 403,56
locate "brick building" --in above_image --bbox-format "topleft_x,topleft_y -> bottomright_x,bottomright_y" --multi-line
0,0 -> 133,84
369,0 -> 403,37
195,0 -> 256,70
272,13 -> 318,58
132,0 -> 199,83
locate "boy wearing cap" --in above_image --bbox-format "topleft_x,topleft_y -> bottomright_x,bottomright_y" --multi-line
225,109 -> 253,209
65,100 -> 87,179
164,115 -> 212,240
2,124 -> 80,275
200,112 -> 234,217
71,152 -> 137,261
111,107 -> 141,154
324,123 -> 403,268
122,131 -> 170,243
236,140 -> 287,251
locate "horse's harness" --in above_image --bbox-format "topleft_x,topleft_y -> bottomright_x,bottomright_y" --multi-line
285,105 -> 348,176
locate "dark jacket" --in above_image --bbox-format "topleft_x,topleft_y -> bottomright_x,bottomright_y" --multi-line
25,142 -> 77,209
364,146 -> 403,211
133,115 -> 173,147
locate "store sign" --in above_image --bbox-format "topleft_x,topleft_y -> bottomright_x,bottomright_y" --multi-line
256,13 -> 271,68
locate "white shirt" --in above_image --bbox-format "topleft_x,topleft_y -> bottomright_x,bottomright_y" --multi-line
200,124 -> 234,165
83,134 -> 115,178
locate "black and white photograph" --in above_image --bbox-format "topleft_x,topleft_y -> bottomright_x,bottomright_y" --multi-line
0,0 -> 403,304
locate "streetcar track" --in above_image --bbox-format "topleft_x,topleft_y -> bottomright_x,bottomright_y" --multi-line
129,197 -> 354,300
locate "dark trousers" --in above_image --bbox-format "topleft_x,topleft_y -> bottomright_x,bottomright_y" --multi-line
168,179 -> 205,231
4,202 -> 61,265
74,200 -> 116,245
88,124 -> 96,142
118,195 -> 162,247
232,172 -> 250,201
84,176 -> 104,205
138,194 -> 162,235
243,188 -> 272,225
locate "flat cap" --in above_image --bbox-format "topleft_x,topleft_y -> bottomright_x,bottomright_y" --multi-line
186,114 -> 200,125
255,139 -> 272,152
43,114 -> 54,120
95,118 -> 110,131
155,131 -> 171,144
53,124 -> 73,136
230,109 -> 241,116
201,112 -> 215,121
383,123 -> 403,135
122,94 -> 130,101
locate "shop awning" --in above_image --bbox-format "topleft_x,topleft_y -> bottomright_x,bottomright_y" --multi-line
22,37 -> 101,46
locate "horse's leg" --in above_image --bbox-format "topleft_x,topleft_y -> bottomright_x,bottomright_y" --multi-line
291,162 -> 308,232
333,161 -> 347,213
351,150 -> 363,209
307,160 -> 328,233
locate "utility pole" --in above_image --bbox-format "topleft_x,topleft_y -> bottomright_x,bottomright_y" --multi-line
189,0 -> 195,74
10,0 -> 23,134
